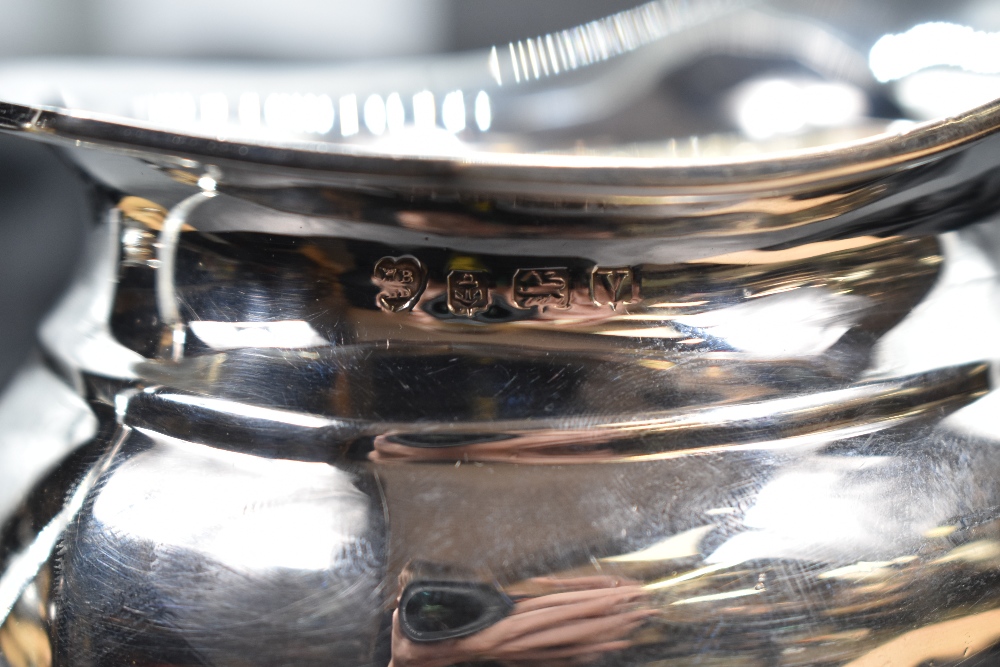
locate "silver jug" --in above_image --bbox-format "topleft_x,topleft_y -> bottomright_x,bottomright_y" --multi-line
4,2 -> 1000,665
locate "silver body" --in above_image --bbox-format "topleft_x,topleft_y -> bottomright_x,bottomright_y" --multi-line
4,3 -> 1000,664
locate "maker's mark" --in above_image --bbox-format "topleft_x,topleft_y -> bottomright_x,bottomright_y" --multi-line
373,255 -> 427,313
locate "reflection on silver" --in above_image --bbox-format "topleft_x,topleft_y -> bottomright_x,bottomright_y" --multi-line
870,22 -> 1000,82
0,426 -> 128,624
94,431 -> 371,571
364,93 -> 387,135
263,92 -> 336,135
0,360 -> 97,521
730,78 -> 867,139
498,0 -> 740,85
189,320 -> 327,350
5,1 -> 1000,666
340,93 -> 359,137
156,191 -> 215,362
474,90 -> 491,131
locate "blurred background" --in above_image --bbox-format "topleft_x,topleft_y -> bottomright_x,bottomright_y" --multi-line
0,0 -> 996,391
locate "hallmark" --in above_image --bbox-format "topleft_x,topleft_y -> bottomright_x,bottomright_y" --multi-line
512,268 -> 571,310
592,267 -> 635,309
372,255 -> 427,313
447,270 -> 491,316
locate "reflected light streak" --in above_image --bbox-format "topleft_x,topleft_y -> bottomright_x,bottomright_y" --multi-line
545,34 -> 560,74
603,525 -> 714,563
931,539 -> 1000,565
599,326 -> 684,338
896,69 -> 1000,119
923,525 -> 958,539
732,79 -> 866,140
442,90 -> 465,133
0,428 -> 127,624
489,45 -> 502,85
189,319 -> 327,351
537,36 -> 550,75
843,607 -> 1000,667
156,393 -> 336,429
672,289 -> 867,357
339,93 -> 358,137
199,92 -> 228,127
526,38 -> 540,78
671,587 -> 762,606
745,471 -> 864,540
870,22 -> 1000,83
509,43 -> 521,83
93,434 -> 368,572
264,92 -> 334,135
708,464 -> 881,565
818,556 -> 916,581
644,562 -> 736,591
475,91 -> 491,131
145,92 -> 196,127
363,94 -> 386,135
412,90 -> 435,130
386,92 -> 405,133
238,92 -> 261,129
561,31 -> 577,69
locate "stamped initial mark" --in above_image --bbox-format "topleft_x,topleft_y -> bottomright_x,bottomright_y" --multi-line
447,271 -> 491,316
591,267 -> 635,310
512,268 -> 571,311
373,255 -> 427,313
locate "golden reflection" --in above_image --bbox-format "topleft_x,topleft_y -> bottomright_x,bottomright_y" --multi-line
931,539 -> 1000,565
602,525 -> 714,564
923,524 -> 959,539
689,235 -> 893,265
846,607 -> 1000,667
669,587 -> 763,606
0,617 -> 50,667
818,556 -> 917,581
0,571 -> 52,667
643,562 -> 736,592
117,196 -> 169,230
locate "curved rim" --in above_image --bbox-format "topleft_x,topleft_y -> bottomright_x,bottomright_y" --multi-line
3,97 -> 1000,196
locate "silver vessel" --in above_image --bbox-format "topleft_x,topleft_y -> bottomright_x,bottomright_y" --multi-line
4,2 -> 1000,665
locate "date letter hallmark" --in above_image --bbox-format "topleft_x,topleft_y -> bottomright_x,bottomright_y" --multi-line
373,256 -> 427,313
512,268 -> 571,311
447,270 -> 491,316
591,267 -> 636,310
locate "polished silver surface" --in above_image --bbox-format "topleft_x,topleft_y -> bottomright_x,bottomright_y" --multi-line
4,1 -> 1000,666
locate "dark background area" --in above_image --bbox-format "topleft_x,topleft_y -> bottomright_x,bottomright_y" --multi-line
0,0 -> 642,390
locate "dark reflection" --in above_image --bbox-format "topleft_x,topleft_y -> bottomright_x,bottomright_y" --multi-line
389,566 -> 651,667
421,293 -> 533,325
400,582 -> 513,642
389,433 -> 518,449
